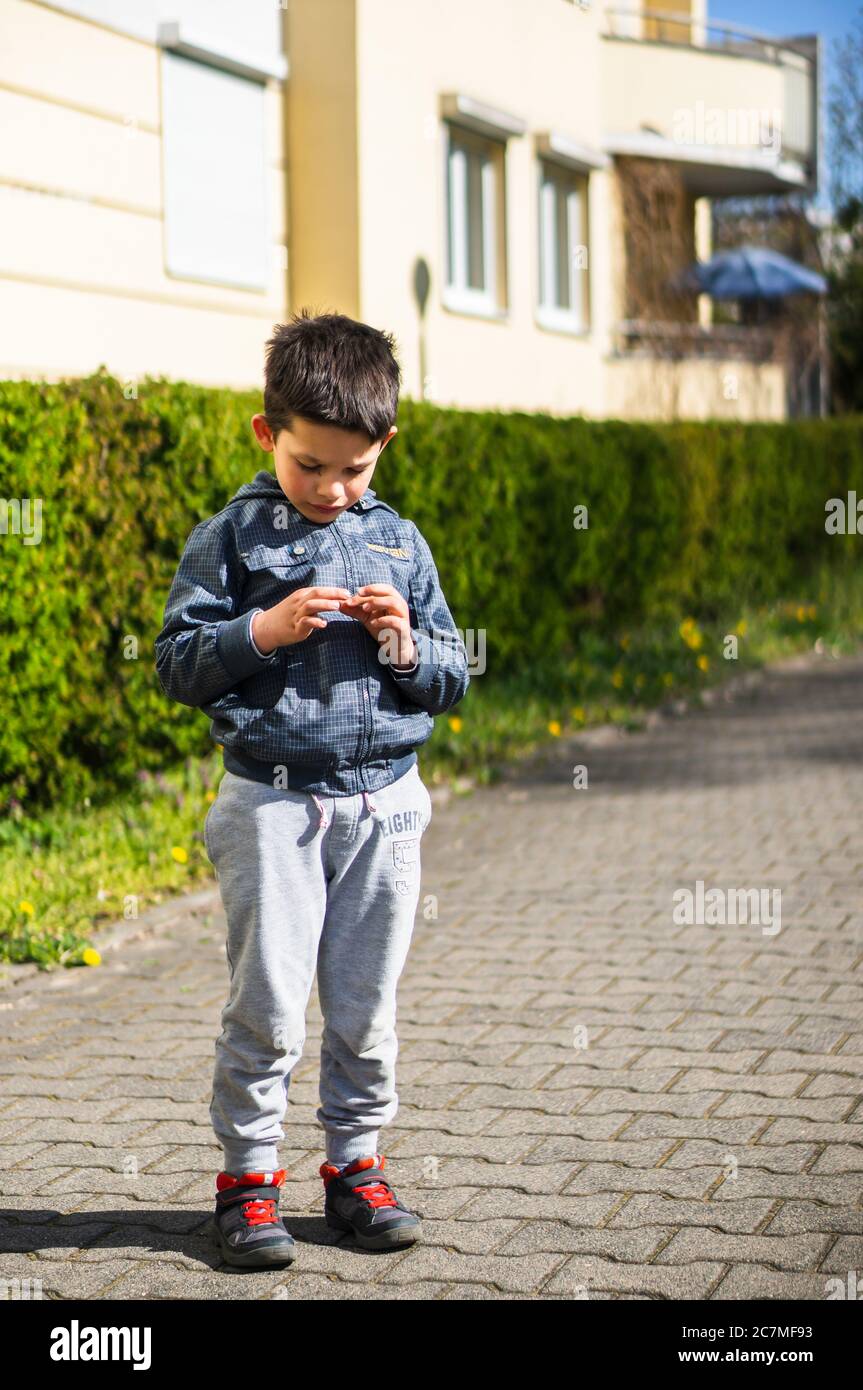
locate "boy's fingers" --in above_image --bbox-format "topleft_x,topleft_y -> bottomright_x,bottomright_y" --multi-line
302,597 -> 346,613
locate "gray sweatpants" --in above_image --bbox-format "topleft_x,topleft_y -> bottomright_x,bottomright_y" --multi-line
203,762 -> 432,1173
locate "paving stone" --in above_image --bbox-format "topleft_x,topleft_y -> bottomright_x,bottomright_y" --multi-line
709,1266 -> 841,1300
606,1193 -> 776,1232
710,1172 -> 863,1204
32,1167 -> 196,1200
378,1131 -> 537,1163
9,1142 -> 179,1170
620,1114 -> 766,1143
651,1227 -> 833,1270
3,1195 -> 213,1234
762,1202 -> 863,1237
560,1162 -> 713,1199
0,1255 -> 137,1299
92,1262 -> 292,1300
545,1256 -> 724,1299
523,1138 -> 690,1166
376,1248 -> 565,1294
263,1275 -> 451,1300
659,1139 -> 821,1174
669,1071 -> 815,1098
455,1190 -> 623,1225
416,1217 -> 523,1254
493,1220 -> 665,1260
439,1282 -> 513,1299
710,1093 -> 854,1122
480,1110 -> 632,1139
817,1235 -> 863,1272
809,1144 -> 863,1174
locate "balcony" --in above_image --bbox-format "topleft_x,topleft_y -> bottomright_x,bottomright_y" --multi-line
601,7 -> 819,196
614,319 -> 777,363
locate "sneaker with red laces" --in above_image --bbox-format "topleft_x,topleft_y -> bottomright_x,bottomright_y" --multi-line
211,1168 -> 297,1268
320,1153 -> 422,1250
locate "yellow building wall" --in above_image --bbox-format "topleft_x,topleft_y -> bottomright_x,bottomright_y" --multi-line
0,0 -> 288,387
284,0 -> 359,319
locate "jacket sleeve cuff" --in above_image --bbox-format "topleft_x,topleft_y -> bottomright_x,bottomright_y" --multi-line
387,627 -> 437,696
216,609 -> 279,681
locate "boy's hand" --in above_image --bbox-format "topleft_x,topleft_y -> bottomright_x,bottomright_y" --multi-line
340,586 -> 418,668
251,586 -> 353,652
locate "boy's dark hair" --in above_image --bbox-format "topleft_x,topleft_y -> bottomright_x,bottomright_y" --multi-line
263,309 -> 402,445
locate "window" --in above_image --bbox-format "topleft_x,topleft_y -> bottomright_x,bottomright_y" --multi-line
537,161 -> 590,333
161,51 -> 270,291
444,125 -> 506,316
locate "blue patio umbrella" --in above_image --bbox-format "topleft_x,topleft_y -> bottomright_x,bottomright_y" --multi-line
684,246 -> 827,300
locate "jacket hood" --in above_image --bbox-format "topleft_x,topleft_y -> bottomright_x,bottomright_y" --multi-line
228,469 -> 291,503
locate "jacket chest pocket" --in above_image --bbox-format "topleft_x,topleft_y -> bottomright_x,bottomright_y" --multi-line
239,539 -> 335,606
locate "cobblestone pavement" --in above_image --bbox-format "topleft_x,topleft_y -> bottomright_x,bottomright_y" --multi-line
1,652 -> 861,1301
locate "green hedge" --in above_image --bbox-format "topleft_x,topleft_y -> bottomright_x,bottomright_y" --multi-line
2,368 -> 861,811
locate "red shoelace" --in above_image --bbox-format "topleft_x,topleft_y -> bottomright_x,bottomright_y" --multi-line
241,1196 -> 278,1226
353,1180 -> 398,1210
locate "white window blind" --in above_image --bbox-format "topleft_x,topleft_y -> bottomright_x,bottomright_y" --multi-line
161,51 -> 269,290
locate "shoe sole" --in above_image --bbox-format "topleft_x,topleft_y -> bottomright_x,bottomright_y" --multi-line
210,1217 -> 297,1269
325,1212 -> 422,1250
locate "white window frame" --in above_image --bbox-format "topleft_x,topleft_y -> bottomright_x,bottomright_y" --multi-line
536,160 -> 590,335
442,124 -> 505,319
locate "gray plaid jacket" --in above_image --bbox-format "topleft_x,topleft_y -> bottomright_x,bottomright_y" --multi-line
154,469 -> 470,795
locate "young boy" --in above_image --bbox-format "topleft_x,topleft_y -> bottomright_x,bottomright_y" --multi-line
154,310 -> 470,1268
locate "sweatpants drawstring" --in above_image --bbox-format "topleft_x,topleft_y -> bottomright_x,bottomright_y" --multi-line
311,789 -> 376,830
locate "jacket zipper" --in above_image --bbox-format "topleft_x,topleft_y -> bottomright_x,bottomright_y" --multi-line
333,529 -> 374,764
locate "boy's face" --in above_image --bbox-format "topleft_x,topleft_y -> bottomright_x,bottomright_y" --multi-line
251,414 -> 397,524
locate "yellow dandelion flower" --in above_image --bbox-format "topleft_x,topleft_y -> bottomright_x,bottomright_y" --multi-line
685,629 -> 703,650
679,618 -> 696,639
205,789 -> 217,803
448,716 -> 463,733
171,846 -> 189,864
807,604 -> 817,620
18,900 -> 35,915
611,669 -> 624,689
82,948 -> 102,967
735,620 -> 747,637
697,654 -> 709,672
548,720 -> 561,736
796,606 -> 807,622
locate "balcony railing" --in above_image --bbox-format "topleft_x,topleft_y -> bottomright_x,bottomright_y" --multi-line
604,7 -> 815,65
615,319 -> 777,363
